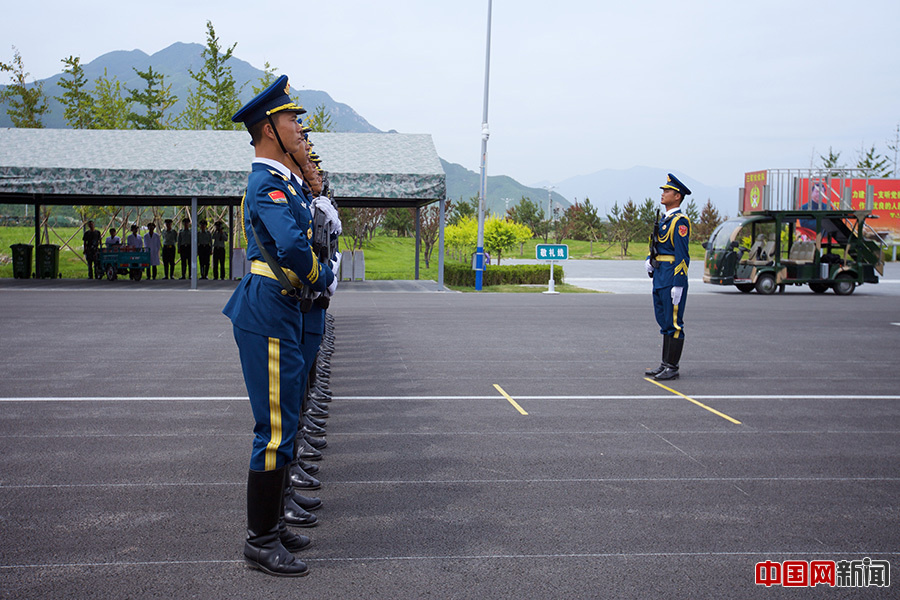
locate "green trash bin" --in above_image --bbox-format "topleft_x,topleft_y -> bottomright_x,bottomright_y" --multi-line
11,244 -> 33,279
36,244 -> 60,279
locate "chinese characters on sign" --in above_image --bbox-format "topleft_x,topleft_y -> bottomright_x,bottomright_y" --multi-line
535,244 -> 569,261
755,558 -> 890,588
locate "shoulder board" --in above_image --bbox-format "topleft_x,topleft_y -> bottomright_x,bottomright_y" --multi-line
267,169 -> 290,182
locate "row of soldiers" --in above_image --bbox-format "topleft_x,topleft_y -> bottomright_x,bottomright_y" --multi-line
223,75 -> 343,578
82,219 -> 229,280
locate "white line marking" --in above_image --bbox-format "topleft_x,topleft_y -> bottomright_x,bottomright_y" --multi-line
2,476 -> 898,490
2,550 -> 898,570
1,394 -> 899,402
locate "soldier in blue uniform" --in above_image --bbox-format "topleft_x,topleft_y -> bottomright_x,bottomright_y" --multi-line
645,173 -> 692,381
223,75 -> 334,577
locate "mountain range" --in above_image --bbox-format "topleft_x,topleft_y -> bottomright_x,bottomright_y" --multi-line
1,42 -> 739,218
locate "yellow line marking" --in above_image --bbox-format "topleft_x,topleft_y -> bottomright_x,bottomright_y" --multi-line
643,378 -> 742,424
494,384 -> 528,415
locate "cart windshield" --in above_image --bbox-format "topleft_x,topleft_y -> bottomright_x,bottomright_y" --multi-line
708,219 -> 746,251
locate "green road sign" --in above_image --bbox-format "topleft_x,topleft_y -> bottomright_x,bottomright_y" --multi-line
536,244 -> 568,261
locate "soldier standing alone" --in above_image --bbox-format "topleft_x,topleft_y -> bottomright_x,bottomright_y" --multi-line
645,173 -> 692,381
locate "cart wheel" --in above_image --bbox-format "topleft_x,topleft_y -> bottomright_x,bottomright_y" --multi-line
735,283 -> 754,293
106,265 -> 117,281
755,273 -> 777,295
809,282 -> 829,294
832,273 -> 856,296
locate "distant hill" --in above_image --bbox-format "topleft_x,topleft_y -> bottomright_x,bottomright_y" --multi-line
534,166 -> 739,219
0,42 -> 380,133
1,43 -> 738,219
441,159 -> 570,216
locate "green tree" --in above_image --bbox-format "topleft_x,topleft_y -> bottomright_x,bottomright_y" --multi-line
506,196 -> 546,240
0,46 -> 48,128
382,207 -> 415,237
448,196 -> 478,226
637,197 -> 657,242
684,199 -> 701,227
484,216 -> 532,264
856,144 -> 891,178
606,199 -> 641,257
56,56 -> 95,129
186,20 -> 243,130
819,147 -> 843,175
177,86 -> 208,130
252,62 -> 278,95
91,68 -> 131,129
126,66 -> 178,130
305,104 -> 334,133
420,200 -> 450,269
574,198 -> 603,255
444,215 -> 478,262
694,199 -> 723,243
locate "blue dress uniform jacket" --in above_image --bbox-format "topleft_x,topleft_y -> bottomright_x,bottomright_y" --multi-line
649,209 -> 691,338
223,159 -> 334,471
224,160 -> 333,343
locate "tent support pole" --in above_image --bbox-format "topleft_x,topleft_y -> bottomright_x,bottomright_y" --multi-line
415,206 -> 421,280
34,201 -> 41,247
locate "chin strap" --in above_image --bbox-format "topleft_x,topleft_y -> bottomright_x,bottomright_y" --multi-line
266,114 -> 305,173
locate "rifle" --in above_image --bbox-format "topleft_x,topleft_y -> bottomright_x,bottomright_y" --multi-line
648,209 -> 660,278
309,181 -> 340,309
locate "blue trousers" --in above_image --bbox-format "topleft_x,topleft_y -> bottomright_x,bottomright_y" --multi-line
652,286 -> 687,339
233,325 -> 306,471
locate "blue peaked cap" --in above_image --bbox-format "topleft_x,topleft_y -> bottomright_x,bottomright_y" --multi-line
231,74 -> 306,128
660,173 -> 691,196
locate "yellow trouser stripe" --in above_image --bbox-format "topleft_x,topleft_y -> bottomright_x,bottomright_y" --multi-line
672,302 -> 682,339
265,337 -> 282,470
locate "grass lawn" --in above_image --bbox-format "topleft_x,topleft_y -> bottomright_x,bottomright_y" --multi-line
1,226 -> 704,288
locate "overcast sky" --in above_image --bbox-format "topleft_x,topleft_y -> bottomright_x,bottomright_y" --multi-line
3,0 -> 899,189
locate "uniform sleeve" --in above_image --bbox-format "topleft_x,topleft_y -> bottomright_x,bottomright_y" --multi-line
672,216 -> 691,287
255,179 -> 332,292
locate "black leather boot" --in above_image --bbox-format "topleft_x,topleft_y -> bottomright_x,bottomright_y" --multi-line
289,461 -> 322,490
284,481 -> 318,527
294,435 -> 323,461
292,491 -> 322,512
296,457 -> 319,475
243,467 -> 309,577
654,336 -> 684,381
303,431 -> 327,450
645,336 -> 670,377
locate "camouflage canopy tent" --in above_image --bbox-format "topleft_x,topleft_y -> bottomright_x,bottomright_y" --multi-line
0,129 -> 447,285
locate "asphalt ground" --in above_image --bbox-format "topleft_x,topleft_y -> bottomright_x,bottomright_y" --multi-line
1,269 -> 898,599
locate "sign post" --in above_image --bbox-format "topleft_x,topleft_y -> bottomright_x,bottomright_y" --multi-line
535,244 -> 568,295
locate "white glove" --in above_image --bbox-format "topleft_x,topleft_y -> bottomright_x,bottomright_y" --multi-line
330,251 -> 342,276
313,197 -> 342,235
671,286 -> 683,306
326,273 -> 339,297
645,258 -> 654,274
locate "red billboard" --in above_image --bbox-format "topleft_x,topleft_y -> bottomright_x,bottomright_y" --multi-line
796,177 -> 900,237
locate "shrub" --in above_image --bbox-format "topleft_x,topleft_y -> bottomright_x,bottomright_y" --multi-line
444,263 -> 563,287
